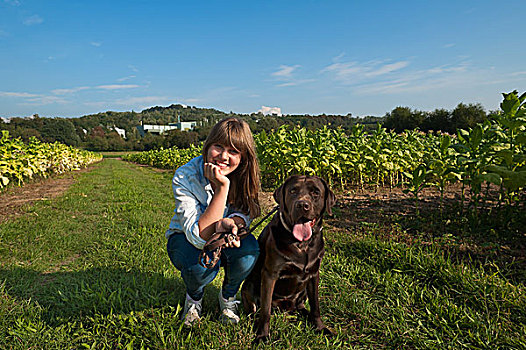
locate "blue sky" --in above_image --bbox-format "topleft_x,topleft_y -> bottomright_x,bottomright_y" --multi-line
1,0 -> 525,118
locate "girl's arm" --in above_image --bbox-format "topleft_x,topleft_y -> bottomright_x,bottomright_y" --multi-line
198,163 -> 236,242
198,181 -> 229,241
198,186 -> 242,248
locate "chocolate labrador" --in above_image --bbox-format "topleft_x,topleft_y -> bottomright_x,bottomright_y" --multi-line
241,175 -> 336,343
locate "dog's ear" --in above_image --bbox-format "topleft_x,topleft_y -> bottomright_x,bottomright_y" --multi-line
319,177 -> 336,216
273,176 -> 294,208
273,181 -> 285,206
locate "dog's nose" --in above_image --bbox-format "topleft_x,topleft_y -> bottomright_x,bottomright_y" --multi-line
295,200 -> 311,211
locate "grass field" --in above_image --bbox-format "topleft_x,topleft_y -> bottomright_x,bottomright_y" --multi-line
0,159 -> 524,349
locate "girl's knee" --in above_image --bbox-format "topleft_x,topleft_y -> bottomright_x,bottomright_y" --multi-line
181,263 -> 219,293
242,234 -> 259,251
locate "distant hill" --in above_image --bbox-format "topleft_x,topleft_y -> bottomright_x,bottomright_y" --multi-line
0,101 -> 488,151
0,103 -> 382,151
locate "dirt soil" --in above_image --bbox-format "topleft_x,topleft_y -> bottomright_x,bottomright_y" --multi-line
333,184 -> 468,227
0,167 -> 94,223
0,168 -> 497,225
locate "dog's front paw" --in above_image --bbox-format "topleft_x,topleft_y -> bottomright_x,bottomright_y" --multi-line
316,326 -> 334,336
253,334 -> 269,345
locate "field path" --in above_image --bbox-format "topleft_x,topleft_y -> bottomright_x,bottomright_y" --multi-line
0,165 -> 96,223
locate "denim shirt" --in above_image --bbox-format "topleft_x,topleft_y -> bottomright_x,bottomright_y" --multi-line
165,155 -> 251,249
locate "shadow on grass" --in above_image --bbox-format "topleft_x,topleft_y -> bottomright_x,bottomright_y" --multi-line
0,267 -> 223,326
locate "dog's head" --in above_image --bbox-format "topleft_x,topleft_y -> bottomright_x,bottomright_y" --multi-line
273,175 -> 336,242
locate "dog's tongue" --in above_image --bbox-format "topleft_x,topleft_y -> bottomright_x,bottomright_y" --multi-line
292,220 -> 314,241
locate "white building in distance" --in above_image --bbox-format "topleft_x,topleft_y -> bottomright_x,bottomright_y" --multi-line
136,121 -> 197,136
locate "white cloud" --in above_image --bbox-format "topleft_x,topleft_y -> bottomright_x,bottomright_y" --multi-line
276,79 -> 315,87
82,101 -> 107,108
1,91 -> 69,106
271,65 -> 315,87
90,41 -> 102,47
0,91 -> 39,98
258,106 -> 282,116
114,96 -> 171,105
84,95 -> 180,111
23,15 -> 44,26
276,82 -> 298,87
51,84 -> 139,94
52,86 -> 90,95
366,61 -> 409,77
16,96 -> 69,107
426,62 -> 468,75
4,0 -> 21,6
355,62 -> 475,95
96,84 -> 140,90
318,55 -> 496,97
117,75 -> 136,82
128,64 -> 139,73
322,62 -> 362,79
357,80 -> 412,95
333,53 -> 346,62
272,65 -> 300,78
322,60 -> 409,83
106,95 -> 179,111
24,96 -> 69,105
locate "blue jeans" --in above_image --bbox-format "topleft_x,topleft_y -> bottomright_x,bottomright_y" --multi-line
167,232 -> 260,301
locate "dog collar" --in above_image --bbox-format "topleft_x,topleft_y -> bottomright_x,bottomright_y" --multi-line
279,212 -> 292,232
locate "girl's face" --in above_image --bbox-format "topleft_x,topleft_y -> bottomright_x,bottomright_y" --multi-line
206,143 -> 242,176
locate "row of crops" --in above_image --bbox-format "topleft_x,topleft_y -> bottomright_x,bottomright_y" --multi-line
0,130 -> 102,190
123,144 -> 202,170
123,91 -> 525,206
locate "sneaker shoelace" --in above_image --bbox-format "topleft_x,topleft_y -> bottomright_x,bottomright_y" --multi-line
224,299 -> 240,312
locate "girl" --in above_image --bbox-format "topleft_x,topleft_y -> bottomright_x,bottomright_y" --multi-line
166,118 -> 261,326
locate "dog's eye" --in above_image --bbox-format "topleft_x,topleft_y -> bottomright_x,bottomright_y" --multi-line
289,189 -> 297,195
311,189 -> 320,197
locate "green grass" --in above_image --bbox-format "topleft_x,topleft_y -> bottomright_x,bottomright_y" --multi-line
0,159 -> 524,349
99,151 -> 138,159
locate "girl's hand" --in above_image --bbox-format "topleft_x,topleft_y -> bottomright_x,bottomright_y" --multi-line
215,218 -> 241,248
204,163 -> 230,189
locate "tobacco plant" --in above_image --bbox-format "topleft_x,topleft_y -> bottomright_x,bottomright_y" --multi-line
124,91 -> 525,212
0,131 -> 102,190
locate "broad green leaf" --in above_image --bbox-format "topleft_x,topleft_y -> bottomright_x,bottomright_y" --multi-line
478,173 -> 502,185
458,129 -> 469,139
440,136 -> 451,150
516,133 -> 526,145
496,150 -> 514,166
470,125 -> 483,149
451,144 -> 469,153
501,92 -> 520,115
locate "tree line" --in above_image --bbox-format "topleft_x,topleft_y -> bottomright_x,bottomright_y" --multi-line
0,101 -> 491,151
383,103 -> 490,134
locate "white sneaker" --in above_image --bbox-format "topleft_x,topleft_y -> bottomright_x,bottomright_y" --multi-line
218,289 -> 240,325
182,294 -> 202,327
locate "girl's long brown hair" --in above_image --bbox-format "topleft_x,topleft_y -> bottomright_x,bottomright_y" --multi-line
202,118 -> 261,218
